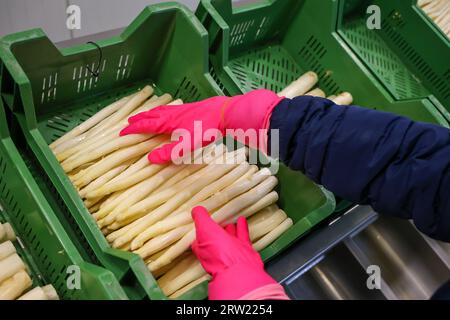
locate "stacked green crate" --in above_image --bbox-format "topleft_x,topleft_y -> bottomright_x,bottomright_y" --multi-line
0,98 -> 126,300
0,2 -> 335,299
338,0 -> 449,123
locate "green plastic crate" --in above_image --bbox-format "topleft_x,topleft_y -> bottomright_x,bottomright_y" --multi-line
0,2 -> 334,299
338,0 -> 450,123
196,0 -> 448,126
0,99 -> 126,300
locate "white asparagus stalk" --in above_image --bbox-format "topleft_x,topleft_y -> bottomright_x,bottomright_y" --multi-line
84,85 -> 153,138
96,164 -> 187,223
326,95 -> 337,101
89,163 -> 167,198
73,136 -> 168,189
78,160 -> 134,198
304,88 -> 326,97
0,270 -> 32,300
331,92 -> 353,105
0,241 -> 16,260
225,192 -> 279,224
42,284 -> 59,300
99,163 -> 203,229
166,162 -> 252,220
53,90 -> 147,156
148,250 -> 191,279
133,225 -> 192,259
278,71 -> 319,98
253,218 -> 293,251
88,202 -> 102,214
55,94 -> 170,162
117,149 -> 246,226
248,209 -> 287,241
169,274 -> 211,299
0,223 -> 16,242
61,133 -> 154,172
148,176 -> 278,271
17,285 -> 59,300
159,258 -> 205,296
115,152 -> 247,248
50,95 -> 131,150
84,196 -> 105,210
135,167 -> 273,241
0,253 -> 26,283
156,254 -> 197,285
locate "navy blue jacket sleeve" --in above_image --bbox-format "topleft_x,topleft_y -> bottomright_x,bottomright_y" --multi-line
269,96 -> 450,242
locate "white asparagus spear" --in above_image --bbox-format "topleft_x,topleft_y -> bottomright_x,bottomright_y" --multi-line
73,136 -> 168,188
278,72 -> 319,98
0,253 -> 26,283
331,92 -> 353,105
159,258 -> 205,296
0,270 -> 32,300
0,241 -> 16,260
133,167 -> 273,242
113,152 -> 247,248
18,285 -> 59,300
148,176 -> 278,271
50,95 -> 132,150
169,274 -> 211,299
61,133 -> 155,172
249,209 -> 287,241
165,163 -> 253,221
99,162 -> 207,229
133,225 -> 192,259
253,218 -> 293,251
84,85 -> 153,138
55,94 -> 170,162
155,254 -> 197,284
53,88 -> 151,156
304,88 -> 326,98
170,274 -> 211,299
95,164 -> 187,223
225,192 -> 279,224
89,163 -> 167,199
78,159 -> 134,198
117,149 -> 246,225
0,223 -> 16,242
98,145 -> 220,223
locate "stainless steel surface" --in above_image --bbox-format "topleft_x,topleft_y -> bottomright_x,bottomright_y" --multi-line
266,205 -> 378,283
286,244 -> 386,300
345,216 -> 450,300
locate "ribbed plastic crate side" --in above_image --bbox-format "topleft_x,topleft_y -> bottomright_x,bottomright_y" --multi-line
337,0 -> 450,121
0,101 -> 127,300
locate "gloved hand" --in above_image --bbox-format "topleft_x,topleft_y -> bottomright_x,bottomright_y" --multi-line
191,206 -> 289,300
120,89 -> 283,163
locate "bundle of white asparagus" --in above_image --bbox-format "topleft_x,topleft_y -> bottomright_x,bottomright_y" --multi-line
0,222 -> 59,300
419,0 -> 450,37
49,72 -> 352,298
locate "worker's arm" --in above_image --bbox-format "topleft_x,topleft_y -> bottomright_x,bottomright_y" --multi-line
270,96 -> 450,242
121,90 -> 450,242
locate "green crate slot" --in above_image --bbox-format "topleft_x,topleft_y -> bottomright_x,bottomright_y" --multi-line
0,100 -> 126,300
338,0 -> 450,123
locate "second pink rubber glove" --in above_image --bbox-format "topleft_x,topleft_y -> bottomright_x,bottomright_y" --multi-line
120,89 -> 283,163
191,206 -> 289,300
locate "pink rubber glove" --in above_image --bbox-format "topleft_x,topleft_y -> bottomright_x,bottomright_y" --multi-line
120,89 -> 283,163
191,206 -> 289,300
